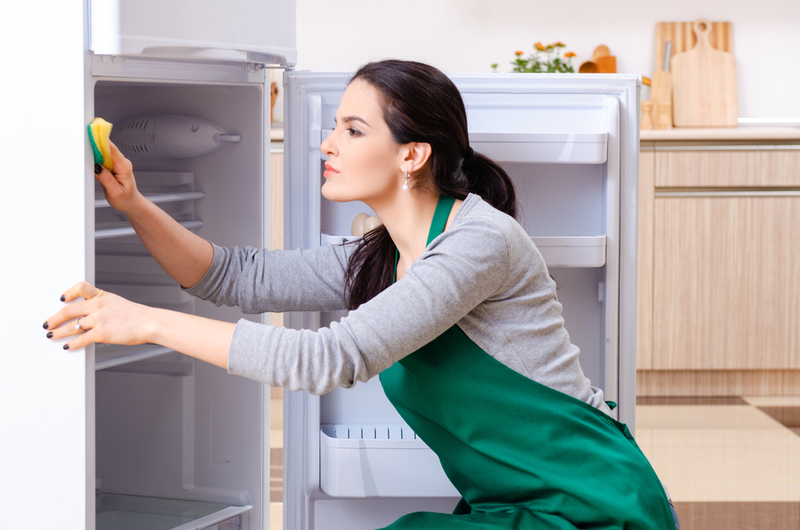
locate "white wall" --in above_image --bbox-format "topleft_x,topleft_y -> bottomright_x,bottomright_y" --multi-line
286,0 -> 800,119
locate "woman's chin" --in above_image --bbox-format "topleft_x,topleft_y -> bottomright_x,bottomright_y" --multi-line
321,182 -> 353,203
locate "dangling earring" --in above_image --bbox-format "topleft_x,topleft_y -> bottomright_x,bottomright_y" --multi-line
402,168 -> 410,191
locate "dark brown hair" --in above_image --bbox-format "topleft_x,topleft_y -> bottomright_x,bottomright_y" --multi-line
343,60 -> 517,309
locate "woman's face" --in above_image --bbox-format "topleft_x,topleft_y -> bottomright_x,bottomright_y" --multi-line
320,79 -> 405,204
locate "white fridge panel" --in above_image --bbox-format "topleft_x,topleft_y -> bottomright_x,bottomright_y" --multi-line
90,0 -> 296,65
284,72 -> 639,530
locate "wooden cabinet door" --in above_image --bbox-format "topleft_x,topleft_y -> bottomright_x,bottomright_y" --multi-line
653,195 -> 800,369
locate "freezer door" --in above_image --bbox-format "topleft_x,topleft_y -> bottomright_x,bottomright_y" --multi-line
89,0 -> 296,66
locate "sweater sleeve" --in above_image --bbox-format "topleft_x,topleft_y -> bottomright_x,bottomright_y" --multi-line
184,241 -> 353,313
226,213 -> 511,394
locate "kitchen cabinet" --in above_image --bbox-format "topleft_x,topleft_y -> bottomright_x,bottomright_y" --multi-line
638,128 -> 800,395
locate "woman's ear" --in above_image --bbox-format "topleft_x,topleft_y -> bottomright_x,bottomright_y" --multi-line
403,142 -> 432,173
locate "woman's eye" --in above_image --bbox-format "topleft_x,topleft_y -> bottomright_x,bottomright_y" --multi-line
347,127 -> 362,137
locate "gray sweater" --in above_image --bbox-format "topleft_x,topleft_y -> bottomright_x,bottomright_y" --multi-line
186,194 -> 610,412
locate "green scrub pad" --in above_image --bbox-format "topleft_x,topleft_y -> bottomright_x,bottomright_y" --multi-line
88,117 -> 114,171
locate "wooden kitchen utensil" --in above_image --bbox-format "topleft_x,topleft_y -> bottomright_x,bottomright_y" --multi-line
650,41 -> 672,129
670,19 -> 738,127
654,21 -> 732,72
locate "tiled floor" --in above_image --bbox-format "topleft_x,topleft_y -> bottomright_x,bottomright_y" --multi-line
268,395 -> 800,529
637,396 -> 800,529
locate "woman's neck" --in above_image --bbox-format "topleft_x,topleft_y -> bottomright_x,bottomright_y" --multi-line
368,189 -> 440,276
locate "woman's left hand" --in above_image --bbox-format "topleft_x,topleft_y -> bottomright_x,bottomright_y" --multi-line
43,281 -> 156,351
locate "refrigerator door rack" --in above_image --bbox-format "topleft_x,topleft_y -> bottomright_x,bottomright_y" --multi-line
320,233 -> 606,268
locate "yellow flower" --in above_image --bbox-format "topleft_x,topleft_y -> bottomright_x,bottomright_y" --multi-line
555,42 -> 566,47
534,42 -> 545,51
565,51 -> 576,58
515,50 -> 524,56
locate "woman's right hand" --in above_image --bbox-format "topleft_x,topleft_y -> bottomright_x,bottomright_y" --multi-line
95,140 -> 143,214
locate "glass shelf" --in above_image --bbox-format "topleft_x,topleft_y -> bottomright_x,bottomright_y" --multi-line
96,492 -> 250,530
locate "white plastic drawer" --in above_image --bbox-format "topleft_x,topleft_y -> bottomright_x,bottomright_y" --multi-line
320,424 -> 459,498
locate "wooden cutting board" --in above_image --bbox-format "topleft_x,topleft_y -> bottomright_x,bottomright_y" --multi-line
670,19 -> 738,127
654,21 -> 733,73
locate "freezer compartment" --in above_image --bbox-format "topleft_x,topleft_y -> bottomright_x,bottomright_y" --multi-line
96,492 -> 250,530
320,425 -> 458,498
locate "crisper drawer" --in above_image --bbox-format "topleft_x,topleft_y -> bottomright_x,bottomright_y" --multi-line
654,148 -> 800,188
96,493 -> 251,530
320,425 -> 459,498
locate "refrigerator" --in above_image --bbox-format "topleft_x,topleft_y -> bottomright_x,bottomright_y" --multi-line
1,0 -> 640,529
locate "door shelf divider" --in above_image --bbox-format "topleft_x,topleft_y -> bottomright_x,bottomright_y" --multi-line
320,233 -> 606,268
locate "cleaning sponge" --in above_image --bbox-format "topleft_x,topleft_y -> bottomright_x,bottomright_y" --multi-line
88,117 -> 114,171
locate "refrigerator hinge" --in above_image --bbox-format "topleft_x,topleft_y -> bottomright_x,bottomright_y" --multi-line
246,62 -> 268,73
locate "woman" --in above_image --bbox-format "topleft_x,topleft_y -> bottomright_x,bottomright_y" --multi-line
44,60 -> 676,529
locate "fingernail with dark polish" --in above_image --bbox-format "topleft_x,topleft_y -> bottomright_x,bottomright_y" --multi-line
63,344 -> 70,350
43,322 -> 49,330
95,163 -> 103,174
60,295 -> 66,302
47,332 -> 53,339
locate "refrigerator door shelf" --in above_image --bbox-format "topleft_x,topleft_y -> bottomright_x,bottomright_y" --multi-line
470,132 -> 608,164
320,233 -> 606,268
96,492 -> 250,530
320,425 -> 459,498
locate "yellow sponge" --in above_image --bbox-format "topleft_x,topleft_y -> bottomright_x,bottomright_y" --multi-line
88,117 -> 114,171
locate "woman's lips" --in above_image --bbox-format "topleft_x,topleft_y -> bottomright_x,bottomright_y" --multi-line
324,163 -> 339,178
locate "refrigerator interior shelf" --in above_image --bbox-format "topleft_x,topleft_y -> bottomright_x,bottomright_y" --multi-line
96,492 -> 250,530
320,233 -> 607,268
469,132 -> 608,164
319,424 -> 459,498
94,343 -> 191,373
96,220 -> 203,240
95,191 -> 206,208
318,131 -> 607,164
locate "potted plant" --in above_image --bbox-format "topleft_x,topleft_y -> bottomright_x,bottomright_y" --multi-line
492,42 -> 576,73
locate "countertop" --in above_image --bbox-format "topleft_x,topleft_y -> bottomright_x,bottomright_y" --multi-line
640,126 -> 800,142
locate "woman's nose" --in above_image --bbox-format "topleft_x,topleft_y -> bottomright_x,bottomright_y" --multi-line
320,129 -> 336,157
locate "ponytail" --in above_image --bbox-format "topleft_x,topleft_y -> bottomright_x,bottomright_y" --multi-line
343,60 -> 517,310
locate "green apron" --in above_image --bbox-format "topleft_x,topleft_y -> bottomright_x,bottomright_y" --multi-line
378,195 -> 676,529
